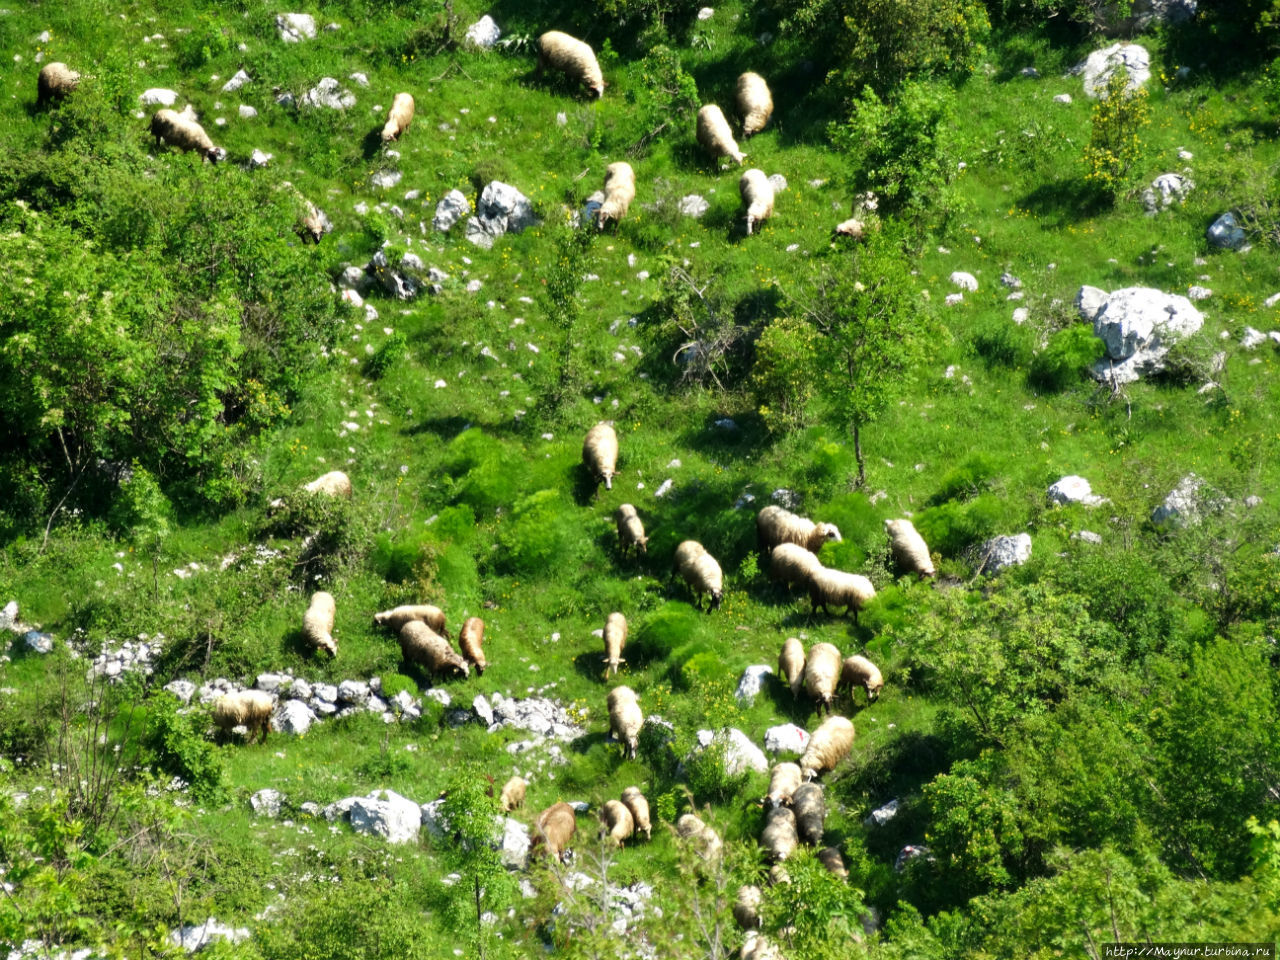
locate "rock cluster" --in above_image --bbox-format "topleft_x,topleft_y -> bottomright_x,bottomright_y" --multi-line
1078,285 -> 1204,385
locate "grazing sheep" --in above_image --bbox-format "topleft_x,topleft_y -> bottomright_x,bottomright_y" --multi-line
676,813 -> 723,861
533,801 -> 578,862
757,505 -> 842,557
599,799 -> 636,847
302,591 -> 338,657
304,470 -> 353,500
769,543 -> 822,592
607,685 -> 643,760
675,540 -> 723,611
778,637 -> 806,698
621,786 -> 651,840
741,933 -> 785,960
499,776 -> 527,812
537,31 -> 605,98
37,62 -> 80,108
841,654 -> 883,704
596,162 -> 636,231
381,92 -> 414,143
809,567 -> 876,621
760,806 -> 799,863
765,761 -> 803,809
582,422 -> 619,493
696,104 -> 746,166
150,107 -> 225,162
374,605 -> 450,638
791,781 -> 826,846
799,715 -> 855,781
736,72 -> 773,137
602,612 -> 628,678
459,617 -> 487,675
739,168 -> 775,236
212,690 -> 275,744
615,503 -> 648,557
803,642 -> 843,713
768,864 -> 790,886
885,518 -> 935,579
398,621 -> 469,679
733,884 -> 762,930
818,846 -> 849,881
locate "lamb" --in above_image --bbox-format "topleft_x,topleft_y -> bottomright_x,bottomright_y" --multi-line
533,801 -> 577,862
304,470 -> 353,500
602,612 -> 628,678
739,168 -> 775,236
615,503 -> 648,557
768,864 -> 790,886
582,422 -> 619,493
212,690 -> 275,744
596,162 -> 636,231
150,107 -> 225,162
803,642 -> 843,713
674,540 -> 723,611
599,799 -> 636,847
760,806 -> 799,863
499,775 -> 527,812
791,782 -> 826,846
696,104 -> 746,166
757,505 -> 842,557
302,591 -> 338,657
769,543 -> 822,592
459,617 -> 487,675
778,637 -> 806,698
398,621 -> 470,679
736,72 -> 773,137
885,518 -> 935,579
841,654 -> 884,704
607,685 -> 643,759
818,846 -> 848,881
741,933 -> 784,960
37,62 -> 81,108
374,605 -> 450,638
799,715 -> 855,781
733,884 -> 762,930
765,761 -> 803,809
808,567 -> 876,621
381,92 -> 414,143
620,786 -> 651,840
536,31 -> 605,98
676,813 -> 723,861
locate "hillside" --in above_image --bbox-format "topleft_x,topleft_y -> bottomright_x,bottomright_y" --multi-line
2,0 -> 1280,957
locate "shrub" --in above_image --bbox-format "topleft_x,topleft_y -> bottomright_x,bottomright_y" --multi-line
684,734 -> 750,805
930,452 -> 1001,505
752,316 -> 820,435
445,429 -> 529,515
142,694 -> 225,803
634,604 -> 703,663
495,488 -> 587,577
915,494 -> 1004,555
364,332 -> 409,378
1028,324 -> 1104,392
971,317 -> 1034,369
1081,67 -> 1151,200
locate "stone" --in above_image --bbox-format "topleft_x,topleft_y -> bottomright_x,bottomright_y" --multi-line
1012,307 -> 1029,324
1187,285 -> 1212,301
1048,475 -> 1105,506
301,77 -> 356,110
1080,286 -> 1204,384
1021,66 -> 1040,77
949,271 -> 978,291
277,13 -> 317,43
1151,473 -> 1223,529
1000,272 -> 1022,289
1079,42 -> 1150,99
312,682 -> 338,704
464,181 -> 538,249
580,190 -> 604,228
1104,0 -> 1198,34
1207,212 -> 1247,250
979,533 -> 1032,574
274,699 -> 316,736
221,70 -> 251,93
698,6 -> 715,18
767,173 -> 788,194
894,844 -> 933,872
139,88 -> 178,106
289,678 -> 313,701
500,817 -> 530,868
348,789 -> 421,844
473,694 -> 494,725
433,189 -> 470,232
734,665 -> 773,705
490,696 -> 584,740
1242,327 -> 1267,349
368,249 -> 420,300
465,15 -> 501,48
250,788 -> 284,818
420,798 -> 449,838
256,672 -> 289,693
764,723 -> 810,755
164,679 -> 197,703
23,631 -> 53,654
238,104 -> 257,119
678,195 -> 710,218
275,91 -> 296,108
864,798 -> 900,827
1075,284 -> 1109,320
338,265 -> 367,290
338,679 -> 371,705
695,728 -> 768,776
1072,530 -> 1103,544
0,600 -> 16,631
349,72 -> 369,87
423,688 -> 452,707
169,918 -> 251,952
1053,93 -> 1073,104
370,169 -> 401,189
1142,172 -> 1192,214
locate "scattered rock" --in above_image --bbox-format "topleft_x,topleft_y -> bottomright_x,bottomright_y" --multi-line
1012,307 -> 1029,324
370,169 -> 402,189
1151,473 -> 1224,529
23,631 -> 53,655
491,696 -> 585,740
979,533 -> 1032,574
238,104 -> 257,119
949,271 -> 978,291
139,88 -> 178,106
349,72 -> 369,87
221,70 -> 251,93
1187,285 -> 1212,301
1072,530 -> 1103,544
1241,327 -> 1267,349
433,189 -> 470,232
464,181 -> 538,249
1142,173 -> 1192,214
1020,66 -> 1040,78
250,789 -> 284,818
864,799 -> 900,827
894,844 -> 933,872
1000,272 -> 1022,289
473,694 -> 494,726
465,15 -> 501,48
301,77 -> 356,110
169,918 -> 251,953
1078,42 -> 1150,98
767,173 -> 788,194
1079,285 -> 1204,384
1053,93 -> 1073,104
0,600 -> 17,632
678,195 -> 710,218
248,149 -> 272,168
277,13 -> 317,43
695,728 -> 768,776
348,789 -> 422,844
165,679 -> 197,703
500,817 -> 530,868
367,248 -> 420,299
274,699 -> 317,736
735,665 -> 773,705
698,6 -> 715,18
764,724 -> 809,755
1206,212 -> 1247,250
1048,475 -> 1106,506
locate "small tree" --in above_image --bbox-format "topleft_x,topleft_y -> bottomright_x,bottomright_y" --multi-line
1082,66 -> 1150,200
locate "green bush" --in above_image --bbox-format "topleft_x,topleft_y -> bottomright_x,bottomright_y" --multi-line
971,317 -> 1034,369
175,15 -> 234,70
635,604 -> 703,662
753,317 -> 820,435
142,695 -> 225,802
445,429 -> 528,516
915,494 -> 1004,555
495,488 -> 587,577
684,734 -> 750,805
931,452 -> 1001,505
364,332 -> 409,378
1028,324 -> 1104,392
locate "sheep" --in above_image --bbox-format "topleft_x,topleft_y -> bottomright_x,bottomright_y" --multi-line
150,107 -> 225,163
778,637 -> 806,698
818,846 -> 849,881
733,884 -> 762,930
297,198 -> 331,244
533,801 -> 577,862
599,799 -> 635,847
381,92 -> 414,143
803,642 -> 843,713
697,104 -> 746,167
841,654 -> 883,704
791,782 -> 826,846
757,505 -> 842,557
676,813 -> 723,861
596,162 -> 636,231
374,604 -> 450,638
799,715 -> 855,781
607,685 -> 643,760
736,72 -> 773,138
536,31 -> 605,98
768,864 -> 790,886
765,761 -> 803,809
620,786 -> 651,841
674,540 -> 723,611
741,933 -> 785,960
808,566 -> 876,621
302,591 -> 338,657
37,62 -> 80,108
582,422 -> 619,493
499,775 -> 527,812
615,503 -> 648,557
769,543 -> 822,592
760,806 -> 799,863
304,470 -> 353,500
739,168 -> 775,236
885,518 -> 936,579
212,690 -> 275,744
602,612 -> 628,678
398,621 -> 469,679
459,617 -> 487,675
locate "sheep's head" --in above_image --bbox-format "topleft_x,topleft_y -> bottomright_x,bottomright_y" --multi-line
636,536 -> 648,554
817,523 -> 842,543
709,588 -> 723,610
591,81 -> 605,98
866,678 -> 883,701
732,149 -> 747,165
206,146 -> 227,164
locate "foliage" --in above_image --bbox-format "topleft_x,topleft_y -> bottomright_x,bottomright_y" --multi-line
142,694 -> 225,803
1081,67 -> 1151,200
752,316 -> 821,435
761,850 -> 868,959
256,880 -> 440,960
495,488 -> 588,577
683,733 -> 752,804
1028,324 -> 1105,392
923,753 -> 1026,897
539,227 -> 596,415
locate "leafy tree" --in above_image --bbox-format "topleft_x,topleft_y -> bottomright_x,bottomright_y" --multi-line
761,850 -> 868,959
752,316 -> 820,435
1081,67 -> 1151,200
923,754 -> 1027,898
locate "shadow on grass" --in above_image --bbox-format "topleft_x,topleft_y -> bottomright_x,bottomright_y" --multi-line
1018,177 -> 1113,226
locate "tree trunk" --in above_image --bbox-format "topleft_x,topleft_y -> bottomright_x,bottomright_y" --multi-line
852,420 -> 865,489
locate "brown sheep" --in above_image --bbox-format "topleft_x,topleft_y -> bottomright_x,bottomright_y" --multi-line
818,846 -> 849,881
381,92 -> 414,143
459,617 -> 487,675
212,690 -> 275,744
599,799 -> 635,846
792,781 -> 826,846
374,605 -> 449,638
533,801 -> 577,862
499,776 -> 527,812
809,567 -> 876,621
620,786 -> 651,841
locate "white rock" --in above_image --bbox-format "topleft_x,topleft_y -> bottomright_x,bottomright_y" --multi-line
0,600 -> 16,632
695,728 -> 768,776
1048,475 -> 1105,506
274,699 -> 317,736
370,169 -> 402,189
433,189 -> 470,232
1152,473 -> 1218,529
500,817 -> 530,868
139,88 -> 178,106
734,665 -> 773,705
169,918 -> 250,952
764,724 -> 810,755
250,788 -> 284,818
1241,327 -> 1267,349
222,70 -> 251,93
473,694 -> 494,725
464,181 -> 538,249
277,13 -> 317,43
238,104 -> 257,119
767,173 -> 788,194
338,680 -> 371,705
1012,307 -> 1029,324
1053,93 -> 1074,104
979,533 -> 1032,574
1081,286 -> 1204,384
1072,530 -> 1103,544
864,799 -> 900,827
349,790 -> 421,844
945,293 -> 964,306
349,72 -> 369,87
24,631 -> 53,654
1079,42 -> 1150,99
678,195 -> 710,218
302,77 -> 356,110
465,15 -> 502,48
164,679 -> 197,703
249,149 -> 272,168
698,6 -> 715,18
1187,285 -> 1212,301
949,271 -> 978,291
1142,172 -> 1192,214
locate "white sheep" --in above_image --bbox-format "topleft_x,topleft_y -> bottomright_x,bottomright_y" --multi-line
374,604 -> 449,638
768,864 -> 790,887
757,505 -> 842,557
760,806 -> 799,862
602,611 -> 628,677
765,761 -> 803,808
596,162 -> 636,231
736,72 -> 773,137
791,781 -> 826,845
778,637 -> 806,698
600,799 -> 636,846
818,846 -> 848,881
803,642 -> 842,713
212,690 -> 275,743
739,168 -> 775,236
615,503 -> 648,557
808,566 -> 876,621
459,617 -> 487,675
769,543 -> 822,591
37,62 -> 80,108
621,786 -> 651,840
799,715 -> 855,780
582,422 -> 619,493
741,933 -> 785,960
302,591 -> 337,657
304,470 -> 353,499
381,92 -> 415,143
674,540 -> 723,611
733,884 -> 762,930
499,775 -> 527,812
676,813 -> 723,861
537,31 -> 605,98
607,685 -> 643,759
398,621 -> 469,679
885,518 -> 935,579
150,107 -> 226,163
841,654 -> 883,704
696,104 -> 746,166
534,801 -> 577,862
